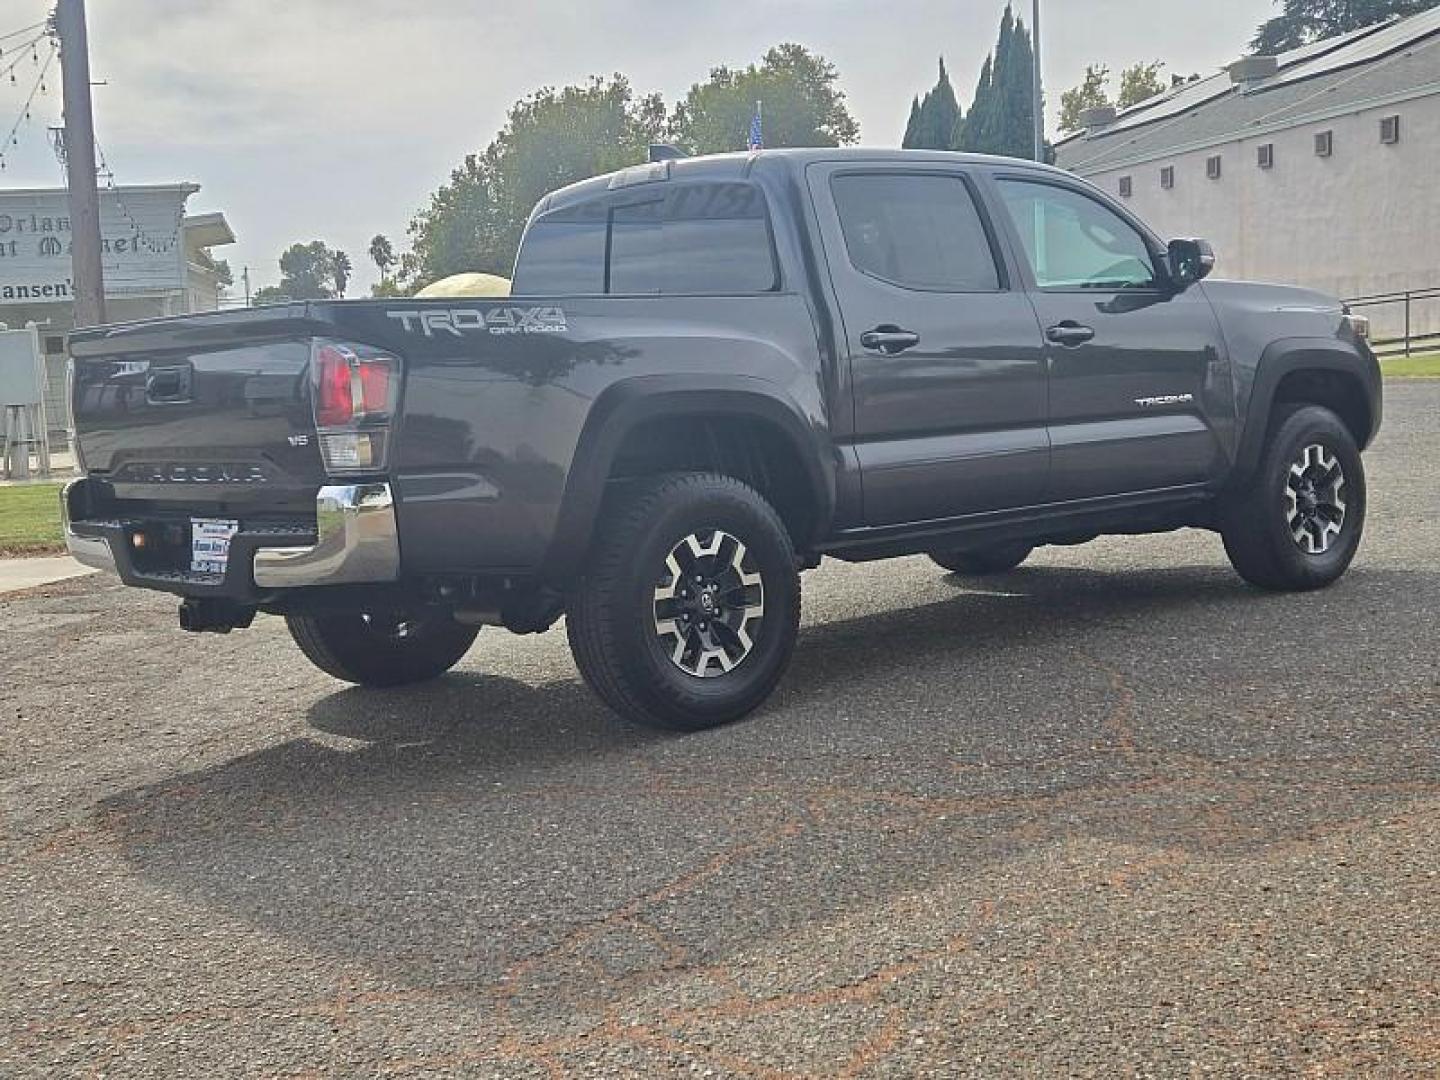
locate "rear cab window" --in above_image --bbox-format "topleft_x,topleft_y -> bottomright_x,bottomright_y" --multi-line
513,181 -> 779,296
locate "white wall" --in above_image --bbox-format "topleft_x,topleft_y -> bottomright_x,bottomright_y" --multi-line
1079,91 -> 1440,342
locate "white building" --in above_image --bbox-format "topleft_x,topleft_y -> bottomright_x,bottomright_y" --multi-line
1054,10 -> 1440,345
0,183 -> 234,441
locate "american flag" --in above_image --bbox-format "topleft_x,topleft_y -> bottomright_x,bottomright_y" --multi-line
747,102 -> 763,151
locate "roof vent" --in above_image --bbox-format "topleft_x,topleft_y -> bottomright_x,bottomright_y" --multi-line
1227,55 -> 1279,90
1079,105 -> 1118,134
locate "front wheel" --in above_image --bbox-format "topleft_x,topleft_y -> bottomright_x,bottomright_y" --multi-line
1219,404 -> 1366,591
566,473 -> 801,732
286,611 -> 480,686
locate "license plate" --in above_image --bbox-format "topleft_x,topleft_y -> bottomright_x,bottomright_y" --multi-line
191,518 -> 239,575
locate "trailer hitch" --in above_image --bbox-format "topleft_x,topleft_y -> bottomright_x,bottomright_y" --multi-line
178,599 -> 257,634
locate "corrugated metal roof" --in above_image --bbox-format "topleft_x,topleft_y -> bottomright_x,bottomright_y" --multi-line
1055,9 -> 1440,173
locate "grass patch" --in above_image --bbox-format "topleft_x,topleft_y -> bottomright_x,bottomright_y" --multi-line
1381,351 -> 1440,377
0,482 -> 65,556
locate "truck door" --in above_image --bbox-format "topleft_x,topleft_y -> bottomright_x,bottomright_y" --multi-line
807,164 -> 1050,526
986,174 -> 1232,501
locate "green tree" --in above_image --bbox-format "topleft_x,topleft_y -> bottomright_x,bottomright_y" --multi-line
902,58 -> 963,150
671,43 -> 859,155
959,55 -> 995,152
256,241 -> 349,301
1118,60 -> 1166,109
403,75 -> 665,287
1252,0 -> 1438,53
193,249 -> 233,295
902,96 -> 923,147
330,250 -> 352,298
1058,64 -> 1112,133
368,234 -> 396,283
251,285 -> 290,305
960,4 -> 1037,158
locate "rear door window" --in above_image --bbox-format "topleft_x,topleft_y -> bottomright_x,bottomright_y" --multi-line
830,173 -> 1001,292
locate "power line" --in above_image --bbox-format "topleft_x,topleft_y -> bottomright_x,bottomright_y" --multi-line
0,36 -> 56,172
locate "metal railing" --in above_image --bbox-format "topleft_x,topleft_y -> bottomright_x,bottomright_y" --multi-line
1342,286 -> 1440,357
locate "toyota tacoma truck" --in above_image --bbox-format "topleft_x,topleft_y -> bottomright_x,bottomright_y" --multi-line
63,149 -> 1381,731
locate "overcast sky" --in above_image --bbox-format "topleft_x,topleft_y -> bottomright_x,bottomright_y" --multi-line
1,0 -> 1276,294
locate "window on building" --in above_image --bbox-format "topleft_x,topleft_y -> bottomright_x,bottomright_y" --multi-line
512,181 -> 778,296
1160,165 -> 1175,190
996,179 -> 1158,291
1257,143 -> 1275,169
830,173 -> 1002,292
44,336 -> 66,356
1380,115 -> 1400,145
1118,175 -> 1133,198
1206,155 -> 1223,180
1315,130 -> 1334,157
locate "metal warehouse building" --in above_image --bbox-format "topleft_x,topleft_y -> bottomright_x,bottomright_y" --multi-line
1054,9 -> 1440,346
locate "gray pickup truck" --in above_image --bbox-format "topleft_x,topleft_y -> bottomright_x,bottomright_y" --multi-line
64,148 -> 1381,731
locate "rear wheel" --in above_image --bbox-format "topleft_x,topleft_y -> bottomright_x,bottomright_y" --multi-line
930,543 -> 1033,576
567,472 -> 801,732
286,611 -> 479,686
1220,404 -> 1366,591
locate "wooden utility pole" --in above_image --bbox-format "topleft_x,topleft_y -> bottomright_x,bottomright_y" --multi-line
55,0 -> 106,327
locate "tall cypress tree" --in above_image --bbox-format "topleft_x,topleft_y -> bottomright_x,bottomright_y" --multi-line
959,4 -> 1037,158
904,57 -> 963,150
959,55 -> 994,153
902,96 -> 923,148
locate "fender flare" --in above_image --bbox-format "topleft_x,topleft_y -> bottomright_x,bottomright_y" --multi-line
1232,336 -> 1382,483
540,374 -> 836,579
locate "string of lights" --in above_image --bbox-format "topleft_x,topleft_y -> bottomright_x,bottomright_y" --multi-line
0,35 -> 56,173
95,140 -> 186,255
0,20 -> 48,46
0,32 -> 50,84
0,12 -> 185,256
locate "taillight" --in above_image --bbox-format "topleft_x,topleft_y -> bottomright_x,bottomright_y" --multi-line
314,345 -> 355,427
310,340 -> 401,474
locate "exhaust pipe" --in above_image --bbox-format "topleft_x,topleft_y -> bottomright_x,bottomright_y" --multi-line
178,599 -> 256,634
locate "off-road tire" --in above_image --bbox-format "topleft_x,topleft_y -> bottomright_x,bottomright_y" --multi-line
930,544 -> 1034,576
286,612 -> 479,686
1220,404 -> 1366,591
566,472 -> 801,732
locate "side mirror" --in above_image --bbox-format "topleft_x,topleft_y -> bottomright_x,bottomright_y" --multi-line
1167,238 -> 1215,289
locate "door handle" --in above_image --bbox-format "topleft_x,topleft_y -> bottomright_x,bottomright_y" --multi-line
860,326 -> 921,355
1045,322 -> 1096,347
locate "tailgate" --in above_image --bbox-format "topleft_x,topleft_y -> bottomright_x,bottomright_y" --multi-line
69,306 -> 327,513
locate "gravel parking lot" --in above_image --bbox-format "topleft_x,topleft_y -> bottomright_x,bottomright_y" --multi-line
3,381 -> 1437,1077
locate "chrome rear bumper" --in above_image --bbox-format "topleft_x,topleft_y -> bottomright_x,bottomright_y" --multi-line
61,480 -> 118,573
61,479 -> 400,591
253,484 -> 400,588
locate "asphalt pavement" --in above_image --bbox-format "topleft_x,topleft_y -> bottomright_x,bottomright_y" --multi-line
2,382 -> 1437,1077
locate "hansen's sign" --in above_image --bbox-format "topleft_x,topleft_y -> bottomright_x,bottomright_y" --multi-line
0,186 -> 193,303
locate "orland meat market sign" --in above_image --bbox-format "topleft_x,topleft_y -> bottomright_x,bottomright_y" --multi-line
0,185 -> 195,303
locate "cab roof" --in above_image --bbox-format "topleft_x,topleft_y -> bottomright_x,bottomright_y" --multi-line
534,147 -> 1069,215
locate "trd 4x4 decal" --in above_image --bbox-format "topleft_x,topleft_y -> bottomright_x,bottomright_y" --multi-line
386,307 -> 568,338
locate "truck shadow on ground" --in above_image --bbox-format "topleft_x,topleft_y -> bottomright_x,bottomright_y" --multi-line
92,562 -> 1438,1008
